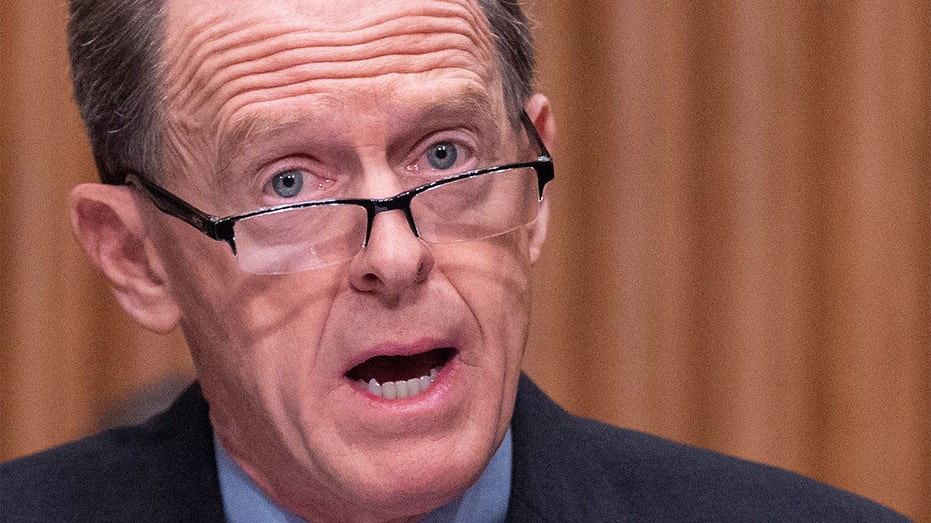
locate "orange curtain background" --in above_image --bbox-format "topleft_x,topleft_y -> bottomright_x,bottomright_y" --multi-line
1,2 -> 928,520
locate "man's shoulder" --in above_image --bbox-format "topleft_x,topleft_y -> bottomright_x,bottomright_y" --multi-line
509,374 -> 908,522
2,425 -> 168,519
0,384 -> 224,522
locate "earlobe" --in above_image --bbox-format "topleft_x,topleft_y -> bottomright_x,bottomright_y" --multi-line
70,183 -> 180,333
528,198 -> 549,264
525,93 -> 555,264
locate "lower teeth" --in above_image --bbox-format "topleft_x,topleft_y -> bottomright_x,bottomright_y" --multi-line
358,367 -> 440,399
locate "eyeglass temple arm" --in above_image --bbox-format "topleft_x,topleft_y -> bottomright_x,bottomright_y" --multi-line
518,111 -> 554,199
519,111 -> 552,160
126,174 -> 237,253
520,111 -> 555,200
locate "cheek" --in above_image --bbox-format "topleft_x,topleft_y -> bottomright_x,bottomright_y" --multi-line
435,231 -> 534,453
438,230 -> 534,366
153,222 -> 344,403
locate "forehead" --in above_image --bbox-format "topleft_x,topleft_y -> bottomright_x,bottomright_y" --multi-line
160,0 -> 501,140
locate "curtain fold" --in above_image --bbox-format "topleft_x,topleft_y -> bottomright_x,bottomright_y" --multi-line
2,2 -> 928,520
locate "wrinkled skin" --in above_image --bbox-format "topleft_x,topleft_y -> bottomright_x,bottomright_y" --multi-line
119,0 -> 551,521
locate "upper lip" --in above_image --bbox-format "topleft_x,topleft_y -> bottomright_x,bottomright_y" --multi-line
343,337 -> 458,376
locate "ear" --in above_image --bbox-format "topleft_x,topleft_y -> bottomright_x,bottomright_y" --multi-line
525,93 -> 556,153
70,183 -> 180,332
524,93 -> 555,263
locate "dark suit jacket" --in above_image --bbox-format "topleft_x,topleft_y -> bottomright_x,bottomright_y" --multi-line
1,374 -> 907,522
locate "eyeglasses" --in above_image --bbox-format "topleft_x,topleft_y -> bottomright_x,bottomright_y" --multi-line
126,111 -> 554,274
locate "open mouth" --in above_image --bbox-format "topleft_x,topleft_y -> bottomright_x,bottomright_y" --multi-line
346,347 -> 455,400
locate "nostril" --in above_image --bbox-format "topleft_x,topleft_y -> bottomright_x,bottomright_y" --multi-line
362,273 -> 380,287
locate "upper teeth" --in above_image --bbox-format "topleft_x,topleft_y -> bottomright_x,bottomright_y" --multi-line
358,367 -> 439,399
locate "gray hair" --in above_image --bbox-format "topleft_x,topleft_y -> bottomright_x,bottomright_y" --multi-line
67,0 -> 535,185
478,0 -> 536,125
68,0 -> 167,185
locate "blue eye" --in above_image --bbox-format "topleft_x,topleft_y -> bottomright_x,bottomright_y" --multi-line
270,170 -> 304,198
426,142 -> 458,170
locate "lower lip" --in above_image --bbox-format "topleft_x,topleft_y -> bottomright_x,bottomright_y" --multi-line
348,353 -> 459,414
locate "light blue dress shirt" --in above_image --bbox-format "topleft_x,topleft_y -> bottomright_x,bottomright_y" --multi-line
214,430 -> 512,522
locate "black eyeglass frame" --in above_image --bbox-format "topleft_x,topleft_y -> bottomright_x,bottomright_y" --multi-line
126,111 -> 554,256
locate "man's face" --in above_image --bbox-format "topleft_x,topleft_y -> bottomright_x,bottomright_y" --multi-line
146,0 -> 546,520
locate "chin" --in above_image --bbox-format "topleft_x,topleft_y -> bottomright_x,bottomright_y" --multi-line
335,428 -> 498,519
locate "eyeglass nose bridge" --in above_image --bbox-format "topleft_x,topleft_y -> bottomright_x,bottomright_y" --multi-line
363,191 -> 421,246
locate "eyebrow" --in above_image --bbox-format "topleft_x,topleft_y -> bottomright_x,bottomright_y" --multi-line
219,86 -> 502,168
394,87 -> 500,132
219,111 -> 312,166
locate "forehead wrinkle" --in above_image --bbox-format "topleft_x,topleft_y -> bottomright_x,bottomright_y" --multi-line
162,11 -> 250,117
163,1 -> 497,124
206,49 -> 489,125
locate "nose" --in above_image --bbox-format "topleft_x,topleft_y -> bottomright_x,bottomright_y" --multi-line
347,208 -> 435,300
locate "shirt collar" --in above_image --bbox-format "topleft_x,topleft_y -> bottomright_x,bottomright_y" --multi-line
215,429 -> 512,523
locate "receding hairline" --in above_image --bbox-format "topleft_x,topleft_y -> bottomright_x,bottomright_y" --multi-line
67,0 -> 534,184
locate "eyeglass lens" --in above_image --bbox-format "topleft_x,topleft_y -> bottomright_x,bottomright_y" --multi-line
233,166 -> 542,274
